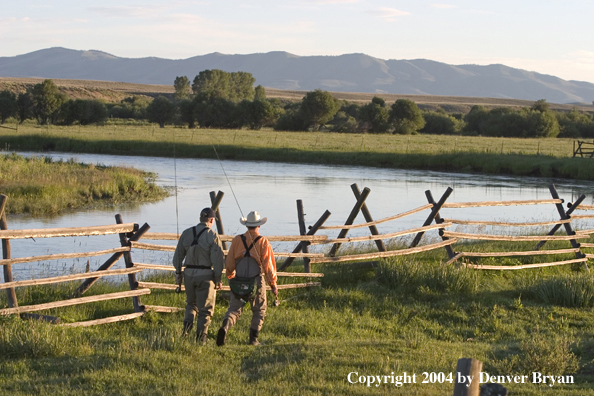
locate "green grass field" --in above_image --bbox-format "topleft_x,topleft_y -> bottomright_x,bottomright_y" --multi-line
2,238 -> 594,395
2,124 -> 594,181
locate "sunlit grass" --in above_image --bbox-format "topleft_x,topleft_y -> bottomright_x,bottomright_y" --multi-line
0,153 -> 168,216
2,240 -> 594,395
2,125 -> 594,181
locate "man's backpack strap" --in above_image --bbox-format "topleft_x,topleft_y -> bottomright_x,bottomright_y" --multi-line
191,226 -> 208,247
240,234 -> 262,258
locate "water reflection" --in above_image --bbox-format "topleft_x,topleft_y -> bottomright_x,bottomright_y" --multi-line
3,151 -> 594,281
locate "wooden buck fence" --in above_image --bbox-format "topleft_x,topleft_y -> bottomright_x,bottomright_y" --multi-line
573,140 -> 594,158
2,183 -> 594,326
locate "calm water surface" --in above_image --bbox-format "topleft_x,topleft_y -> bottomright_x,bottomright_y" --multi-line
4,151 -> 594,281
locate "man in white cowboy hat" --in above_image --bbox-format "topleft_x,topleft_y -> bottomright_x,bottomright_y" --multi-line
173,207 -> 225,344
216,210 -> 278,346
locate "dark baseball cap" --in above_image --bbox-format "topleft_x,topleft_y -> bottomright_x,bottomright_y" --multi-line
200,207 -> 217,219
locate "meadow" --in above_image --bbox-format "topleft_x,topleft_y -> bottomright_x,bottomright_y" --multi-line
0,152 -> 167,216
2,124 -> 594,181
1,239 -> 594,395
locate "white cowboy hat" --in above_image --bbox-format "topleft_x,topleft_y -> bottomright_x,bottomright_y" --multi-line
240,211 -> 267,227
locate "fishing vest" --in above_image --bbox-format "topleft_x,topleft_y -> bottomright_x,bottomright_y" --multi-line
228,234 -> 262,300
183,226 -> 212,270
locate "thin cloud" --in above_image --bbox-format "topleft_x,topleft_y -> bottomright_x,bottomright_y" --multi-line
431,4 -> 457,9
367,7 -> 411,22
88,5 -> 169,18
299,0 -> 360,4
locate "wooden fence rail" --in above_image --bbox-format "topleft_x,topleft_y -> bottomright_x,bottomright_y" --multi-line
441,199 -> 562,208
0,268 -> 142,290
0,223 -> 137,239
0,247 -> 130,266
443,218 -> 572,227
442,231 -> 590,242
318,203 -> 433,230
0,289 -> 150,315
309,239 -> 457,264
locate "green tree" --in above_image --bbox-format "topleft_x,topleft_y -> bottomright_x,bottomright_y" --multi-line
109,96 -> 150,120
230,72 -> 256,102
147,96 -> 176,128
178,99 -> 196,128
173,76 -> 191,101
30,79 -> 67,124
358,96 -> 390,133
192,69 -> 231,98
193,93 -> 237,128
16,91 -> 33,123
420,111 -> 464,135
192,69 -> 255,102
237,99 -> 281,130
524,109 -> 560,138
300,89 -> 339,131
389,99 -> 425,134
0,90 -> 17,124
464,105 -> 489,135
254,85 -> 266,101
557,109 -> 594,138
330,111 -> 358,133
531,99 -> 550,113
60,99 -> 108,125
274,102 -> 305,131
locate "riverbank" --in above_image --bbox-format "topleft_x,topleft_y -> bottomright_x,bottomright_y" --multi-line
0,153 -> 167,216
2,125 -> 593,181
1,245 -> 593,395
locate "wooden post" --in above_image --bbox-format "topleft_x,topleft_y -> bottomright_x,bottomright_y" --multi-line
209,190 -> 227,250
329,187 -> 371,257
279,210 -> 331,271
546,185 -> 588,271
116,214 -> 147,312
0,195 -> 18,308
296,200 -> 311,273
75,222 -> 149,296
535,193 -> 585,250
453,358 -> 483,396
410,187 -> 453,248
351,184 -> 386,252
426,190 -> 456,259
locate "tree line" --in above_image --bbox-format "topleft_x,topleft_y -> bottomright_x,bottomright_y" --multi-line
1,74 -> 593,139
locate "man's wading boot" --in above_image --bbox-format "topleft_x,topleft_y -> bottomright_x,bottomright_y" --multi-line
182,320 -> 193,337
249,328 -> 260,346
216,318 -> 230,346
196,330 -> 208,345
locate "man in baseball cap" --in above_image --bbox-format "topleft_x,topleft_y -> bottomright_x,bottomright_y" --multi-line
173,207 -> 224,344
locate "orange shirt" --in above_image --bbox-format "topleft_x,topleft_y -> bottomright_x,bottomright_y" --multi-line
225,229 -> 277,286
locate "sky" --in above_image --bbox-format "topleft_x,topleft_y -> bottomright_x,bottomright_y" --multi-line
1,0 -> 593,83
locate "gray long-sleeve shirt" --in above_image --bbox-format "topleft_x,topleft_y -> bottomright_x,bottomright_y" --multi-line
172,223 -> 225,284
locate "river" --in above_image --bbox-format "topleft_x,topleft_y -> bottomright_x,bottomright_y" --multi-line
3,151 -> 594,281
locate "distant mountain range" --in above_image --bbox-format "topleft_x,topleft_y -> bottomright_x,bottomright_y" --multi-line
1,47 -> 593,104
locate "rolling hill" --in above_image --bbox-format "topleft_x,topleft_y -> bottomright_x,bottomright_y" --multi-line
1,47 -> 594,104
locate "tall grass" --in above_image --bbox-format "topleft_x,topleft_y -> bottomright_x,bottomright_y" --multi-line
527,274 -> 594,308
0,153 -> 167,216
